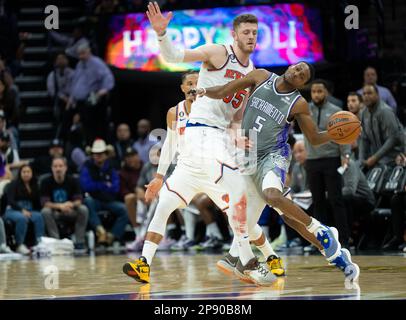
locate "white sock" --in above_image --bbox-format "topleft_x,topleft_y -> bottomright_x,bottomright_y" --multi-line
257,238 -> 277,259
238,236 -> 255,265
229,237 -> 239,257
306,217 -> 326,235
183,210 -> 197,240
141,240 -> 158,266
207,222 -> 223,240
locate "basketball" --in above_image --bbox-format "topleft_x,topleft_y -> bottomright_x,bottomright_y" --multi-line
327,111 -> 361,144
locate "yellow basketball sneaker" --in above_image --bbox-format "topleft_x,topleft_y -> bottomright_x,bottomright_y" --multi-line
123,256 -> 150,283
266,255 -> 286,276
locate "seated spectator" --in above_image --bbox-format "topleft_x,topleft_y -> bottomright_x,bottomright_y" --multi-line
347,92 -> 364,159
68,43 -> 115,144
80,139 -> 129,245
48,26 -> 90,61
4,165 -> 45,255
357,66 -> 397,112
0,217 -> 12,253
46,53 -> 74,140
0,77 -> 19,147
0,131 -> 28,175
383,153 -> 406,250
0,110 -> 17,150
359,84 -> 404,169
0,57 -> 20,108
0,150 -> 12,198
119,147 -> 142,246
40,157 -> 89,253
133,119 -> 158,164
341,159 -> 376,248
114,123 -> 135,166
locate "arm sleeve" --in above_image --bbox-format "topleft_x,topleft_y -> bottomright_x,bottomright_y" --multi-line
374,111 -> 402,160
157,127 -> 178,176
157,32 -> 185,63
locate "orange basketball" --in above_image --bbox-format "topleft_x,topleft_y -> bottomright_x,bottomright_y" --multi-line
327,111 -> 361,145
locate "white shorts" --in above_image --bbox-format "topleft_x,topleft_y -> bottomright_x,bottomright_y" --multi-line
163,162 -> 230,211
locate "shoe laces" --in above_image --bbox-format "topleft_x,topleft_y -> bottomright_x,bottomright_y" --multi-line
255,260 -> 270,277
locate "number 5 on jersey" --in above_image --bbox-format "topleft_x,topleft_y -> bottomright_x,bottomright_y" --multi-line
223,89 -> 248,109
253,116 -> 266,132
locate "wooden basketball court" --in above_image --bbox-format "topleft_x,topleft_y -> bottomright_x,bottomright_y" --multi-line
1,252 -> 405,300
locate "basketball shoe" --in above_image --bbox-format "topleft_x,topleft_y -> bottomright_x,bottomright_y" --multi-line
234,257 -> 277,286
216,253 -> 239,275
123,256 -> 150,283
316,226 -> 341,260
329,248 -> 360,282
266,255 -> 286,276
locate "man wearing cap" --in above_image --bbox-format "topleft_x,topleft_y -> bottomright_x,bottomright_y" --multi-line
80,139 -> 129,245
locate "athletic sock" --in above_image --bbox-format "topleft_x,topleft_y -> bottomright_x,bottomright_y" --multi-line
306,217 -> 326,235
183,210 -> 197,240
257,237 -> 277,259
141,240 -> 158,266
229,237 -> 239,257
238,236 -> 255,265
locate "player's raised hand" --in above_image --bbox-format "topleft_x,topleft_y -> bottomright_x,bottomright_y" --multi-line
145,177 -> 164,203
146,1 -> 173,36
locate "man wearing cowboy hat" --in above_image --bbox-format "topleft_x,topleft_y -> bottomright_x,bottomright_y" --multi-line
80,139 -> 129,245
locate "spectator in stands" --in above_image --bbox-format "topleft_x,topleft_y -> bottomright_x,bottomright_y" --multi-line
80,139 -> 129,245
68,43 -> 115,144
341,159 -> 375,248
359,84 -> 404,169
384,153 -> 406,250
347,92 -> 364,159
48,26 -> 90,61
114,123 -> 135,165
4,164 -> 45,255
119,147 -> 142,249
290,140 -> 308,193
305,79 -> 351,248
0,149 -> 12,198
0,77 -> 19,146
0,216 -> 12,253
40,157 -> 89,253
0,110 -> 17,152
0,131 -> 28,175
65,113 -> 87,171
46,53 -> 74,140
357,66 -> 397,111
133,119 -> 157,164
0,57 -> 20,108
31,139 -> 64,176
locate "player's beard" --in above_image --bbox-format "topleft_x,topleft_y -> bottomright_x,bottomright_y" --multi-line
237,40 -> 255,54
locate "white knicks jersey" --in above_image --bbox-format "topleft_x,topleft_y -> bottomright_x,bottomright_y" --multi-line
174,100 -> 189,154
188,45 -> 254,129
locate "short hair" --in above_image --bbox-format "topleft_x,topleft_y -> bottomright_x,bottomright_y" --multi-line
233,14 -> 258,30
363,83 -> 379,95
77,42 -> 90,53
348,91 -> 363,103
52,156 -> 68,166
181,70 -> 198,83
364,66 -> 377,73
300,61 -> 315,85
311,78 -> 329,89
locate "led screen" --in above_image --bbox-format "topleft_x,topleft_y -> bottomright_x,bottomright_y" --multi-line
105,4 -> 324,71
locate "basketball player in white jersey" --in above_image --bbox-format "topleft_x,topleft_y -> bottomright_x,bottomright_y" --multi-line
122,2 -> 278,285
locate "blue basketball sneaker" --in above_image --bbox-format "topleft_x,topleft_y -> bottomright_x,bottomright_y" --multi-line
330,248 -> 360,282
316,226 -> 341,260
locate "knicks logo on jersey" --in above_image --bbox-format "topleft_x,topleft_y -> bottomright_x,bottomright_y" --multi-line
224,69 -> 245,80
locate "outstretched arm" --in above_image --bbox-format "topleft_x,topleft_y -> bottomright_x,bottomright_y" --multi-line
147,1 -> 225,64
293,98 -> 331,146
198,69 -> 270,99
